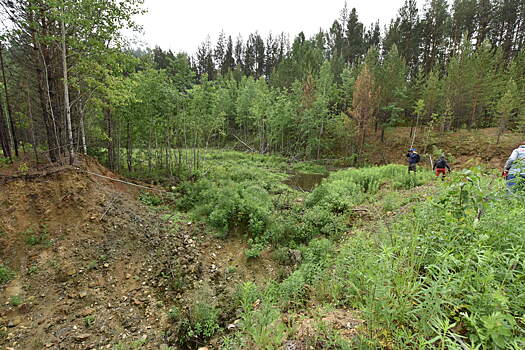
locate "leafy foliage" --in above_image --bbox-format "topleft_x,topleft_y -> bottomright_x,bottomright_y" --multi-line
0,264 -> 14,285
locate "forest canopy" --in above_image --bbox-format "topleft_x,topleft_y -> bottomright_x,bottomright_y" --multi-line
0,0 -> 524,175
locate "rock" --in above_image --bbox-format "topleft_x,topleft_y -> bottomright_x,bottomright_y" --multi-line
290,249 -> 302,264
79,291 -> 88,299
7,317 -> 21,328
197,347 -> 209,350
66,268 -> 76,276
80,308 -> 94,316
74,333 -> 91,341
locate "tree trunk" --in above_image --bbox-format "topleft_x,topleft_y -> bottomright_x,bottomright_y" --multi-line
317,120 -> 324,160
79,106 -> 87,155
0,93 -> 11,160
126,120 -> 132,172
61,18 -> 74,165
29,8 -> 59,162
0,44 -> 18,157
469,95 -> 478,130
27,85 -> 39,163
104,107 -> 115,170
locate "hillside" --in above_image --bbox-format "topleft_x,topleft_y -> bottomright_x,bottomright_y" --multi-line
364,127 -> 521,169
1,134 -> 524,349
0,158 -> 278,349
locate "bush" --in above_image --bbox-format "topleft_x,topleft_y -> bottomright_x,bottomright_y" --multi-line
169,302 -> 220,348
138,191 -> 163,206
0,264 -> 14,284
318,169 -> 525,348
189,181 -> 273,238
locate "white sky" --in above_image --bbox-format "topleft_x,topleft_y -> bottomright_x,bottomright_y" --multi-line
131,0 -> 418,55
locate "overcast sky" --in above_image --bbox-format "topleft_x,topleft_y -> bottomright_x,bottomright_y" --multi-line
131,0 -> 418,55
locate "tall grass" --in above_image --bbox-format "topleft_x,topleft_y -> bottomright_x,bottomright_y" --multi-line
315,169 -> 525,349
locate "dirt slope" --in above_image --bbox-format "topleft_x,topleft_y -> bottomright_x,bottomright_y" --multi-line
0,159 -> 276,350
365,127 -> 522,169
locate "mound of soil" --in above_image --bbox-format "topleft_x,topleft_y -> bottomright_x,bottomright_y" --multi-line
0,158 -> 276,349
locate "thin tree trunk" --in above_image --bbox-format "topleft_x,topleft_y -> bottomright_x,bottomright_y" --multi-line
104,107 -> 115,170
38,11 -> 62,162
317,121 -> 324,160
126,120 -> 132,172
27,86 -> 39,163
411,114 -> 420,149
61,18 -> 74,165
0,93 -> 11,160
0,44 -> 18,157
79,106 -> 87,154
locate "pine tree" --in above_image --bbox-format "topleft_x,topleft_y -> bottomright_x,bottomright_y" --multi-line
222,36 -> 235,75
421,0 -> 450,74
398,0 -> 421,75
214,31 -> 226,74
344,8 -> 366,65
234,35 -> 244,71
496,78 -> 520,143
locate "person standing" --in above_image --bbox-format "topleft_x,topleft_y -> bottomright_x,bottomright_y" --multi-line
433,155 -> 451,180
406,148 -> 420,173
504,142 -> 525,191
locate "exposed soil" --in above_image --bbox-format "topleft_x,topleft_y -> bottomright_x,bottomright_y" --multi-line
0,158 -> 278,350
365,127 -> 522,169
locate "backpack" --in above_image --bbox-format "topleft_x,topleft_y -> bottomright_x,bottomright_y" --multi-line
435,159 -> 447,168
409,153 -> 420,164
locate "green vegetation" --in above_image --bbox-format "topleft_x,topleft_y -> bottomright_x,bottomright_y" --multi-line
2,1 -> 524,178
0,264 -> 14,284
9,295 -> 23,307
21,226 -> 51,247
220,166 -> 525,349
112,339 -> 148,350
168,302 -> 220,348
166,154 -> 525,349
175,153 -> 431,251
84,316 -> 95,328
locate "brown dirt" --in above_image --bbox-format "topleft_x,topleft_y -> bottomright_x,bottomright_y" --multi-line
365,127 -> 522,169
283,308 -> 363,350
0,157 -> 278,350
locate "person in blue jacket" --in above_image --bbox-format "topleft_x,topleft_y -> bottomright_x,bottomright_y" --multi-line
406,148 -> 421,173
503,142 -> 525,191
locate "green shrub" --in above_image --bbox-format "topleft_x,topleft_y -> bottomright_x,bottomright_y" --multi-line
245,239 -> 266,259
138,191 -> 163,206
192,182 -> 273,237
291,162 -> 327,175
317,169 -> 525,348
0,264 -> 14,284
169,301 -> 220,348
22,227 -> 51,246
9,295 -> 23,306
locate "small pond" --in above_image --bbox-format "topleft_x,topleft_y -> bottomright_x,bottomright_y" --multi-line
284,172 -> 328,192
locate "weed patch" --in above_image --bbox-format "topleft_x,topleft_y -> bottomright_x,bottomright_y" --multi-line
0,264 -> 15,284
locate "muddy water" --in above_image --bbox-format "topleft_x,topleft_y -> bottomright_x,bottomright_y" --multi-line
284,172 -> 328,191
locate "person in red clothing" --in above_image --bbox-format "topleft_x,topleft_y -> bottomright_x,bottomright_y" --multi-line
433,155 -> 451,180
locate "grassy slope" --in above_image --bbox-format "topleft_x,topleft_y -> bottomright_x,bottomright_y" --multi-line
171,152 -> 525,349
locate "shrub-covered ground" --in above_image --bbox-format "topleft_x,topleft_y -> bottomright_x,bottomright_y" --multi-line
139,151 -> 524,349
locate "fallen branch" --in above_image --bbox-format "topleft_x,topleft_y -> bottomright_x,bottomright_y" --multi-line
232,134 -> 256,153
351,208 -> 370,213
75,167 -> 165,192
